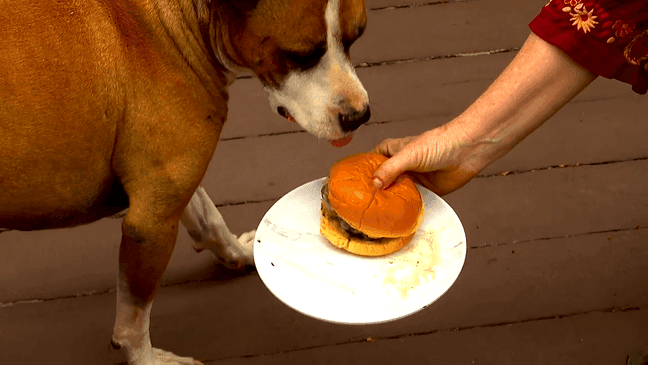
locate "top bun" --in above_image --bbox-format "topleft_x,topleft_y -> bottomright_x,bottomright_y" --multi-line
326,153 -> 423,238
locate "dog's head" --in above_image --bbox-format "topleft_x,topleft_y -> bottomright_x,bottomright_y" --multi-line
214,0 -> 369,146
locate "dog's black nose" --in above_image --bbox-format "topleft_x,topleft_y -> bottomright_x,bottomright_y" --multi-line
339,107 -> 371,133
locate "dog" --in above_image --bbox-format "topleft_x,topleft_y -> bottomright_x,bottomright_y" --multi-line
0,0 -> 370,364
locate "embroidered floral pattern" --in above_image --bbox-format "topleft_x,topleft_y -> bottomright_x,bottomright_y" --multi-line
567,4 -> 599,33
563,0 -> 582,7
613,20 -> 635,38
624,30 -> 648,66
534,0 -> 647,93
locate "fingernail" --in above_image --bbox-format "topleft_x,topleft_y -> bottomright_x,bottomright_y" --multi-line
372,177 -> 383,189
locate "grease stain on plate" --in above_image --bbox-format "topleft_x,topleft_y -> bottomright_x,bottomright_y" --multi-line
382,230 -> 441,298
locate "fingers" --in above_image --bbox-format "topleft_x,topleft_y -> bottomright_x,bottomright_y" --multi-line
372,151 -> 413,189
371,138 -> 397,157
369,125 -> 476,195
371,136 -> 419,190
371,136 -> 415,157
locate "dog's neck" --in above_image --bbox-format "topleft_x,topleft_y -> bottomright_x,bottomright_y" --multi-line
149,0 -> 256,102
208,0 -> 258,80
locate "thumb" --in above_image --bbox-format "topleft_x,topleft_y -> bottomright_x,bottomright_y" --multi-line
372,151 -> 413,190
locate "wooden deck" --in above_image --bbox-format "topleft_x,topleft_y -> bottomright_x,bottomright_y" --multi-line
1,0 -> 647,364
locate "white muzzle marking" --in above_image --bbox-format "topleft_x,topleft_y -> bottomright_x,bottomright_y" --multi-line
266,0 -> 369,141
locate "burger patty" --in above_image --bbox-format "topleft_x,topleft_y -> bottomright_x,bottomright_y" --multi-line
321,182 -> 381,241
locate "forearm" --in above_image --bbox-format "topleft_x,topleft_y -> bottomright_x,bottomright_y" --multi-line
449,32 -> 598,171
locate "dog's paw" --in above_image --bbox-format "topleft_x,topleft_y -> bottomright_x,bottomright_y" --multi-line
198,230 -> 256,270
111,340 -> 202,365
150,348 -> 203,365
228,229 -> 255,269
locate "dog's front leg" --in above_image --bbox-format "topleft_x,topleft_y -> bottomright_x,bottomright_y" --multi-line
111,212 -> 202,365
181,186 -> 255,269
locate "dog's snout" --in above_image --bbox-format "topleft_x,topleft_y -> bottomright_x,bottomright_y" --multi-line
339,107 -> 371,133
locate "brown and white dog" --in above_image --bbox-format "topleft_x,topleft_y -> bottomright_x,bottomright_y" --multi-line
0,0 -> 369,364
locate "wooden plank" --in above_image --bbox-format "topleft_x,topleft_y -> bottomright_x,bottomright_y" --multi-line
352,0 -> 548,64
216,158 -> 648,242
368,0 -> 439,10
482,98 -> 648,176
222,52 -> 641,140
1,229 -> 646,363
352,53 -> 641,125
0,219 -> 239,302
208,309 -> 648,364
445,160 -> 648,247
207,118 -> 648,206
369,0 -> 476,10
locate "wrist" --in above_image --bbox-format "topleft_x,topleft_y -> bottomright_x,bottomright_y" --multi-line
443,33 -> 597,174
447,116 -> 505,174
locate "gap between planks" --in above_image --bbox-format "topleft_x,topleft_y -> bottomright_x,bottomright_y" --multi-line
1,157 -> 643,224
234,47 -> 520,81
370,0 -> 477,12
1,225 -> 644,307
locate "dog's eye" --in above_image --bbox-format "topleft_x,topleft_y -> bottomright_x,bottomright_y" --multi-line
286,47 -> 326,70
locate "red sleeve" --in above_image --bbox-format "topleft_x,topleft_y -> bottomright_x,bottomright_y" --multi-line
529,0 -> 648,95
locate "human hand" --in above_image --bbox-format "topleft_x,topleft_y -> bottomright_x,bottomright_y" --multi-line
371,34 -> 598,197
371,124 -> 481,196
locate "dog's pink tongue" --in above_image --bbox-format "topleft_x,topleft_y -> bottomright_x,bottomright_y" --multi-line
330,134 -> 353,147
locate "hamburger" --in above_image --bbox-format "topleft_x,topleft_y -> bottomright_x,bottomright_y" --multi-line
320,153 -> 424,257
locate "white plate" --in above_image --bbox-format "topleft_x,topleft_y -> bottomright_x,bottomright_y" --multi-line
254,177 -> 467,325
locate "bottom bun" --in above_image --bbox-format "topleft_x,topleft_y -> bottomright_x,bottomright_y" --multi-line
320,203 -> 414,257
